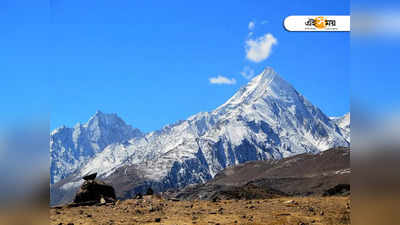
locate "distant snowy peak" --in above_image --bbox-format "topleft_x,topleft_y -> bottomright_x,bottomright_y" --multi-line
80,110 -> 143,147
50,111 -> 143,184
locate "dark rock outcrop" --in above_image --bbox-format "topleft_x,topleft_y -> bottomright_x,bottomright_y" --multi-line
323,184 -> 350,196
72,178 -> 116,205
83,173 -> 97,181
146,187 -> 154,195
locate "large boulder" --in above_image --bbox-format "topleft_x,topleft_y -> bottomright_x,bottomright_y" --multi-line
73,174 -> 116,205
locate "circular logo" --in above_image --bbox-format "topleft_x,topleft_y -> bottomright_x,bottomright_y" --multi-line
314,16 -> 326,29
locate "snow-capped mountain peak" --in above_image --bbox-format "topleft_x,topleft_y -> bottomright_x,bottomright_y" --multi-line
50,111 -> 143,184
86,110 -> 123,129
217,67 -> 276,108
215,67 -> 300,116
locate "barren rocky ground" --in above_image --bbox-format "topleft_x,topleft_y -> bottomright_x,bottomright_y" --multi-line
50,196 -> 350,225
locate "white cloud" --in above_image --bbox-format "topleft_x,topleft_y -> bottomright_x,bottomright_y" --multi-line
245,33 -> 277,63
240,66 -> 255,79
248,21 -> 255,30
209,75 -> 236,85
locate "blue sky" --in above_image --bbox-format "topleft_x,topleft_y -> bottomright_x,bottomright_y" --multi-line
0,0 -> 349,132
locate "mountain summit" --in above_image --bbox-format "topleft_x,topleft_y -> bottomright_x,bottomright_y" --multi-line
50,68 -> 349,205
50,111 -> 143,184
217,67 -> 291,110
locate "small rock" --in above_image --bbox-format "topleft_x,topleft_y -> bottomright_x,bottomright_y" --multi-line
135,193 -> 143,199
212,197 -> 220,202
285,200 -> 298,205
155,217 -> 161,222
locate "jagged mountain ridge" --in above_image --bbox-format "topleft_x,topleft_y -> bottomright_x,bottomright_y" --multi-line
50,67 -> 350,205
50,111 -> 143,184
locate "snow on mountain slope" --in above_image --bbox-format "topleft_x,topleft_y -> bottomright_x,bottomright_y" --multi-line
51,67 -> 350,205
330,113 -> 350,130
50,111 -> 143,184
330,113 -> 350,142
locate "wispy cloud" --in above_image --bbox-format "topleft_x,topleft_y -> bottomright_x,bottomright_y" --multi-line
248,21 -> 255,30
209,75 -> 236,85
245,33 -> 277,63
240,66 -> 255,79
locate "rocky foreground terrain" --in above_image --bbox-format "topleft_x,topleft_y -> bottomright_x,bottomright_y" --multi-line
50,147 -> 350,225
50,195 -> 350,225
